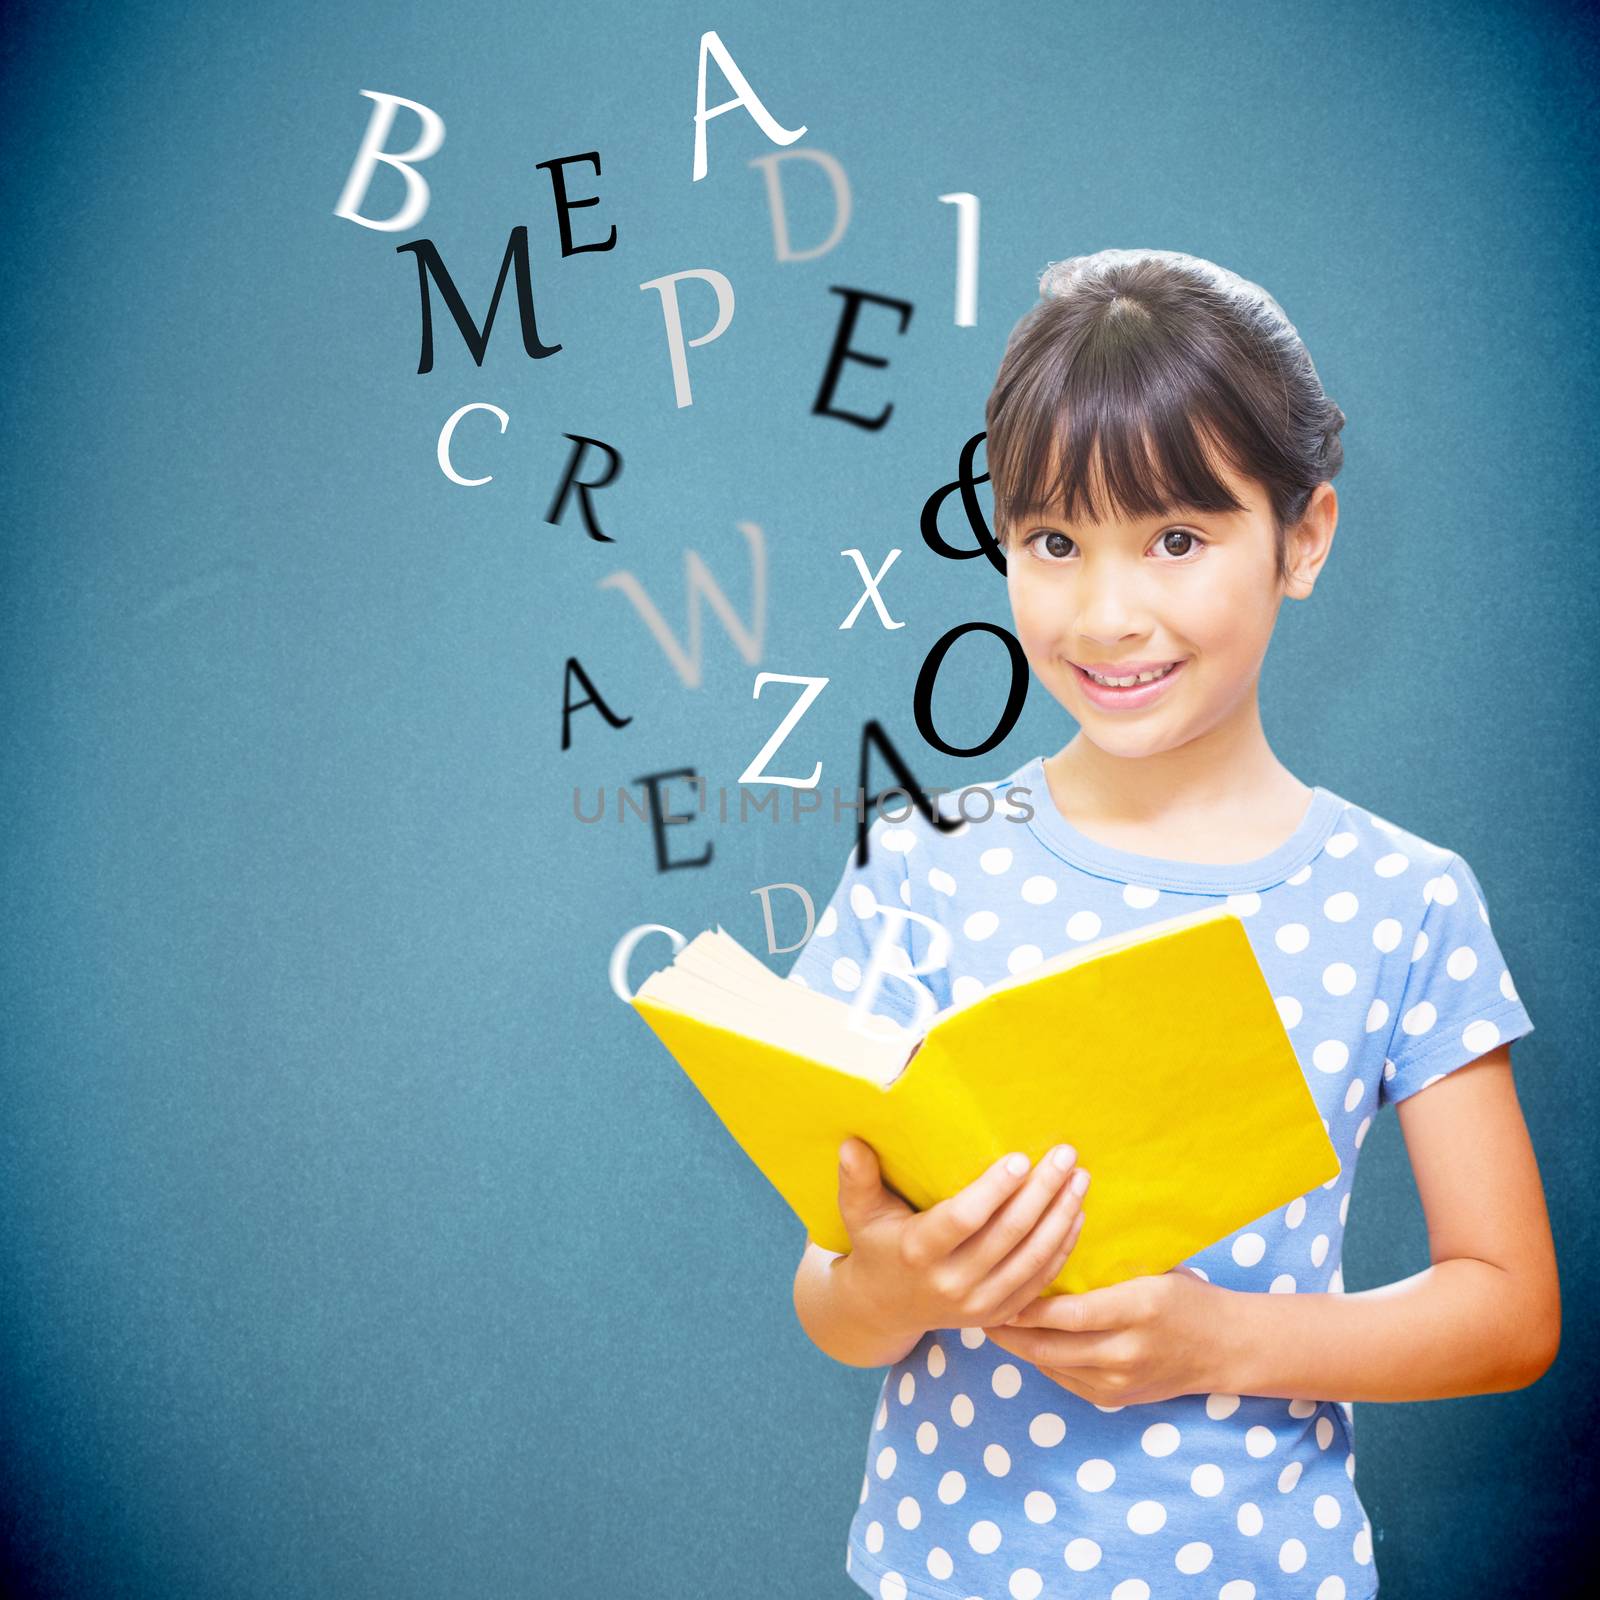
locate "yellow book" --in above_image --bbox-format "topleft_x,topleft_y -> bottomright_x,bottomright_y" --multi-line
630,906 -> 1340,1295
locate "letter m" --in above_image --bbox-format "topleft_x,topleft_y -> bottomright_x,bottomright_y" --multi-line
394,226 -> 561,373
597,521 -> 766,688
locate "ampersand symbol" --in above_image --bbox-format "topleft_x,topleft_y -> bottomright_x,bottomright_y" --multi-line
919,431 -> 1007,577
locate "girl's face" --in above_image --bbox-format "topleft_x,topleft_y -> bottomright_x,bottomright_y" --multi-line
1005,449 -> 1321,761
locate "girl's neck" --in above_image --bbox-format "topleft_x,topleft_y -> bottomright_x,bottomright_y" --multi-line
1043,729 -> 1313,862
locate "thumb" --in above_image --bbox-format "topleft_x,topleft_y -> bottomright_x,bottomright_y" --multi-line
838,1137 -> 906,1226
838,1137 -> 873,1182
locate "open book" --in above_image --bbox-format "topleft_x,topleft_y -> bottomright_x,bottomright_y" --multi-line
630,904 -> 1340,1294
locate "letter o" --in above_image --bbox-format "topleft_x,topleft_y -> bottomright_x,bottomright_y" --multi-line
913,622 -> 1029,756
876,787 -> 914,822
957,785 -> 995,823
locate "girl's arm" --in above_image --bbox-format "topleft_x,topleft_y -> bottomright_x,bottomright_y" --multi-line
793,1240 -> 925,1369
1215,1042 -> 1560,1401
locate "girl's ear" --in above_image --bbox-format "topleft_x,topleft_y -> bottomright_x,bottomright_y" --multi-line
1284,483 -> 1338,599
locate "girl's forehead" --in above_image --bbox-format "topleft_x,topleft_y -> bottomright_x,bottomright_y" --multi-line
1010,433 -> 1266,529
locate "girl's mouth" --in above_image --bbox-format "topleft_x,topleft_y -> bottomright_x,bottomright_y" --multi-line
1070,657 -> 1187,709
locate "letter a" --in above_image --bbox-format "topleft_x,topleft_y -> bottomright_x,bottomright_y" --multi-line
693,30 -> 806,182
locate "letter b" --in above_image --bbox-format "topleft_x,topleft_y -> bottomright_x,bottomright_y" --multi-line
334,90 -> 446,233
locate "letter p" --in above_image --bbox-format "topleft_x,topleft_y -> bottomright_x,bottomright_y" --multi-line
639,268 -> 736,408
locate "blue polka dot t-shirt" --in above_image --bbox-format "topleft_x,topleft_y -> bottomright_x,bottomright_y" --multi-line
786,757 -> 1535,1600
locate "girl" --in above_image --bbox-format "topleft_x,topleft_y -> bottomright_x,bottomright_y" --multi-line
786,249 -> 1559,1600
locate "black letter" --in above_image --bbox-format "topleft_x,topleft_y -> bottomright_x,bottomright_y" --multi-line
812,288 -> 914,431
635,767 -> 713,872
546,434 -> 623,541
913,623 -> 1029,756
560,657 -> 632,750
852,721 -> 962,867
395,227 -> 562,373
535,151 -> 617,256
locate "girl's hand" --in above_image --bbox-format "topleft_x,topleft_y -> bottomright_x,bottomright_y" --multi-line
981,1265 -> 1229,1406
834,1136 -> 1091,1347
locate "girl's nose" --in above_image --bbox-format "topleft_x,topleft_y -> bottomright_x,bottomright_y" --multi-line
1074,600 -> 1158,644
1071,567 -> 1158,641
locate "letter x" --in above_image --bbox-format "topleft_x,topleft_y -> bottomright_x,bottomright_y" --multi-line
839,548 -> 904,630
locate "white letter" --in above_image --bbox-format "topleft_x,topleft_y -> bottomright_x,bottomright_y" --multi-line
751,883 -> 815,955
599,521 -> 766,687
610,923 -> 687,1004
748,149 -> 851,261
839,548 -> 904,630
437,402 -> 509,486
937,192 -> 980,327
334,90 -> 447,233
849,904 -> 952,1038
740,673 -> 828,788
639,267 -> 736,408
694,30 -> 807,182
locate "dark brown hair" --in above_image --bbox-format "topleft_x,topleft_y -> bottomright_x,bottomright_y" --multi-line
984,249 -> 1346,583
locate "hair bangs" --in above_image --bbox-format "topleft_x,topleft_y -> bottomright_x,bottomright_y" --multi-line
989,310 -> 1257,542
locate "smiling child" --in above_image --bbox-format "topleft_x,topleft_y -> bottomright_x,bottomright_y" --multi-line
787,248 -> 1559,1600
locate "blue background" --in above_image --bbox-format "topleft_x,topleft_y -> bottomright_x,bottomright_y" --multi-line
3,0 -> 1594,1594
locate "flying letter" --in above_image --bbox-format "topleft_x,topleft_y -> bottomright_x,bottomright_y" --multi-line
693,30 -> 807,182
334,90 -> 446,233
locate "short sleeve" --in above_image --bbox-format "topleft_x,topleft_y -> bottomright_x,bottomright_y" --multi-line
786,818 -> 934,1029
1379,851 -> 1535,1107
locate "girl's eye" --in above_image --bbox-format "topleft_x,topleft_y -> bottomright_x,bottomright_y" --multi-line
1031,530 -> 1074,560
1022,527 -> 1207,562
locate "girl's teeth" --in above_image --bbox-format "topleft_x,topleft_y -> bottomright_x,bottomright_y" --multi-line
1086,663 -> 1176,687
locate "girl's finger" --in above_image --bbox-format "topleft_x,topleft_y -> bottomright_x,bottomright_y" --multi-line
917,1151 -> 1035,1262
1045,1209 -> 1085,1277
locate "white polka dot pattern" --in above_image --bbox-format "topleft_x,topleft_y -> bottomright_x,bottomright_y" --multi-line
786,771 -> 1529,1600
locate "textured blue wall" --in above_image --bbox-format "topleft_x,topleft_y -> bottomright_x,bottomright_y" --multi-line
2,0 -> 1593,1594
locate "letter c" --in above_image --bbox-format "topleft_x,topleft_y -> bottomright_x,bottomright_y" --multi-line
609,922 -> 688,1003
438,402 -> 510,486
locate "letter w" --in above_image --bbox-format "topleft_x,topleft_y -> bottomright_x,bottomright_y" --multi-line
598,521 -> 766,687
